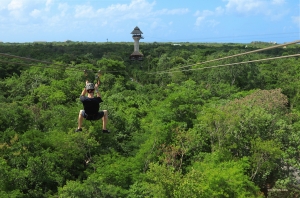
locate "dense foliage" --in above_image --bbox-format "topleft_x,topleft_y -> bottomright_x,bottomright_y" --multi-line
0,41 -> 300,197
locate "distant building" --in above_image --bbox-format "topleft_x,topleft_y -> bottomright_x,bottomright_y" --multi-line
130,26 -> 144,61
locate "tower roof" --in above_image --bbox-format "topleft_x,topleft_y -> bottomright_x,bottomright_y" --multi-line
131,26 -> 143,34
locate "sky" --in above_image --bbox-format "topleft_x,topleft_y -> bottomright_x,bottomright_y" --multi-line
0,0 -> 299,43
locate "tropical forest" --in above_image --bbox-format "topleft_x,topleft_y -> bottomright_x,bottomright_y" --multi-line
0,41 -> 300,198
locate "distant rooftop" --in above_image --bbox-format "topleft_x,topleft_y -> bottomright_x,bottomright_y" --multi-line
131,26 -> 143,34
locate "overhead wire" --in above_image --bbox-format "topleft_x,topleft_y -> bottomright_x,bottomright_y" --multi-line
0,39 -> 299,77
0,52 -> 85,73
155,53 -> 300,74
0,53 -> 54,65
150,39 -> 300,74
0,59 -> 75,71
0,54 -> 127,74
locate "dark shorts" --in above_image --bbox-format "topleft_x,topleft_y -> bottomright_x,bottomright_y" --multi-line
81,110 -> 104,121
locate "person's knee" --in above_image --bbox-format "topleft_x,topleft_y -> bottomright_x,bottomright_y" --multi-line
79,110 -> 84,117
103,110 -> 108,116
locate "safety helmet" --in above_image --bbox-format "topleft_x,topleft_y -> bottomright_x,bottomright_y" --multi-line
86,83 -> 95,91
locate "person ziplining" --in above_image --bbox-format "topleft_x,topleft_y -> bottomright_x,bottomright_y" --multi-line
75,70 -> 110,133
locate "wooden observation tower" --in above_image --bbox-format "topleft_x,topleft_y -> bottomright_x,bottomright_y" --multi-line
130,26 -> 144,61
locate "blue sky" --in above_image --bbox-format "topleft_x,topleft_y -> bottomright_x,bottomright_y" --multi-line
0,0 -> 299,43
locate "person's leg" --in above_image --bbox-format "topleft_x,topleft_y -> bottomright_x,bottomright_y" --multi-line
95,110 -> 109,133
77,110 -> 84,130
102,110 -> 108,130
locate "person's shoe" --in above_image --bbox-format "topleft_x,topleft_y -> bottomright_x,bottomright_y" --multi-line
102,129 -> 110,134
75,128 -> 82,132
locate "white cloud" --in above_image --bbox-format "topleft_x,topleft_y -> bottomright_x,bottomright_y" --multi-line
0,0 -> 189,29
30,9 -> 41,18
58,3 -> 69,16
224,0 -> 288,18
0,0 -> 48,11
98,0 -> 156,20
215,6 -> 225,16
47,15 -> 61,26
2,0 -> 50,21
46,0 -> 52,7
0,0 -> 11,10
6,0 -> 42,10
267,9 -> 289,21
9,10 -> 25,20
225,0 -> 265,14
58,3 -> 69,11
195,0 -> 290,27
74,0 -> 154,19
72,0 -> 188,28
195,17 -> 220,27
0,0 -> 191,41
154,8 -> 189,15
195,16 -> 204,26
207,19 -> 220,27
7,0 -> 28,20
8,0 -> 24,10
45,0 -> 53,11
203,10 -> 214,17
75,5 -> 95,18
194,7 -> 223,27
272,0 -> 285,5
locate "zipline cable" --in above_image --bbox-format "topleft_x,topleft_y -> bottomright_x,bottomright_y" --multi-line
156,53 -> 300,74
0,54 -> 299,85
0,51 -> 130,74
151,39 -> 300,74
0,40 -> 299,76
0,60 -> 74,71
0,59 -> 127,74
0,54 -> 299,76
0,52 -> 112,73
0,53 -> 54,65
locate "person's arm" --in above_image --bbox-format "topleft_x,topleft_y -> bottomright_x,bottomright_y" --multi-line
95,84 -> 101,98
80,80 -> 89,97
80,87 -> 87,96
